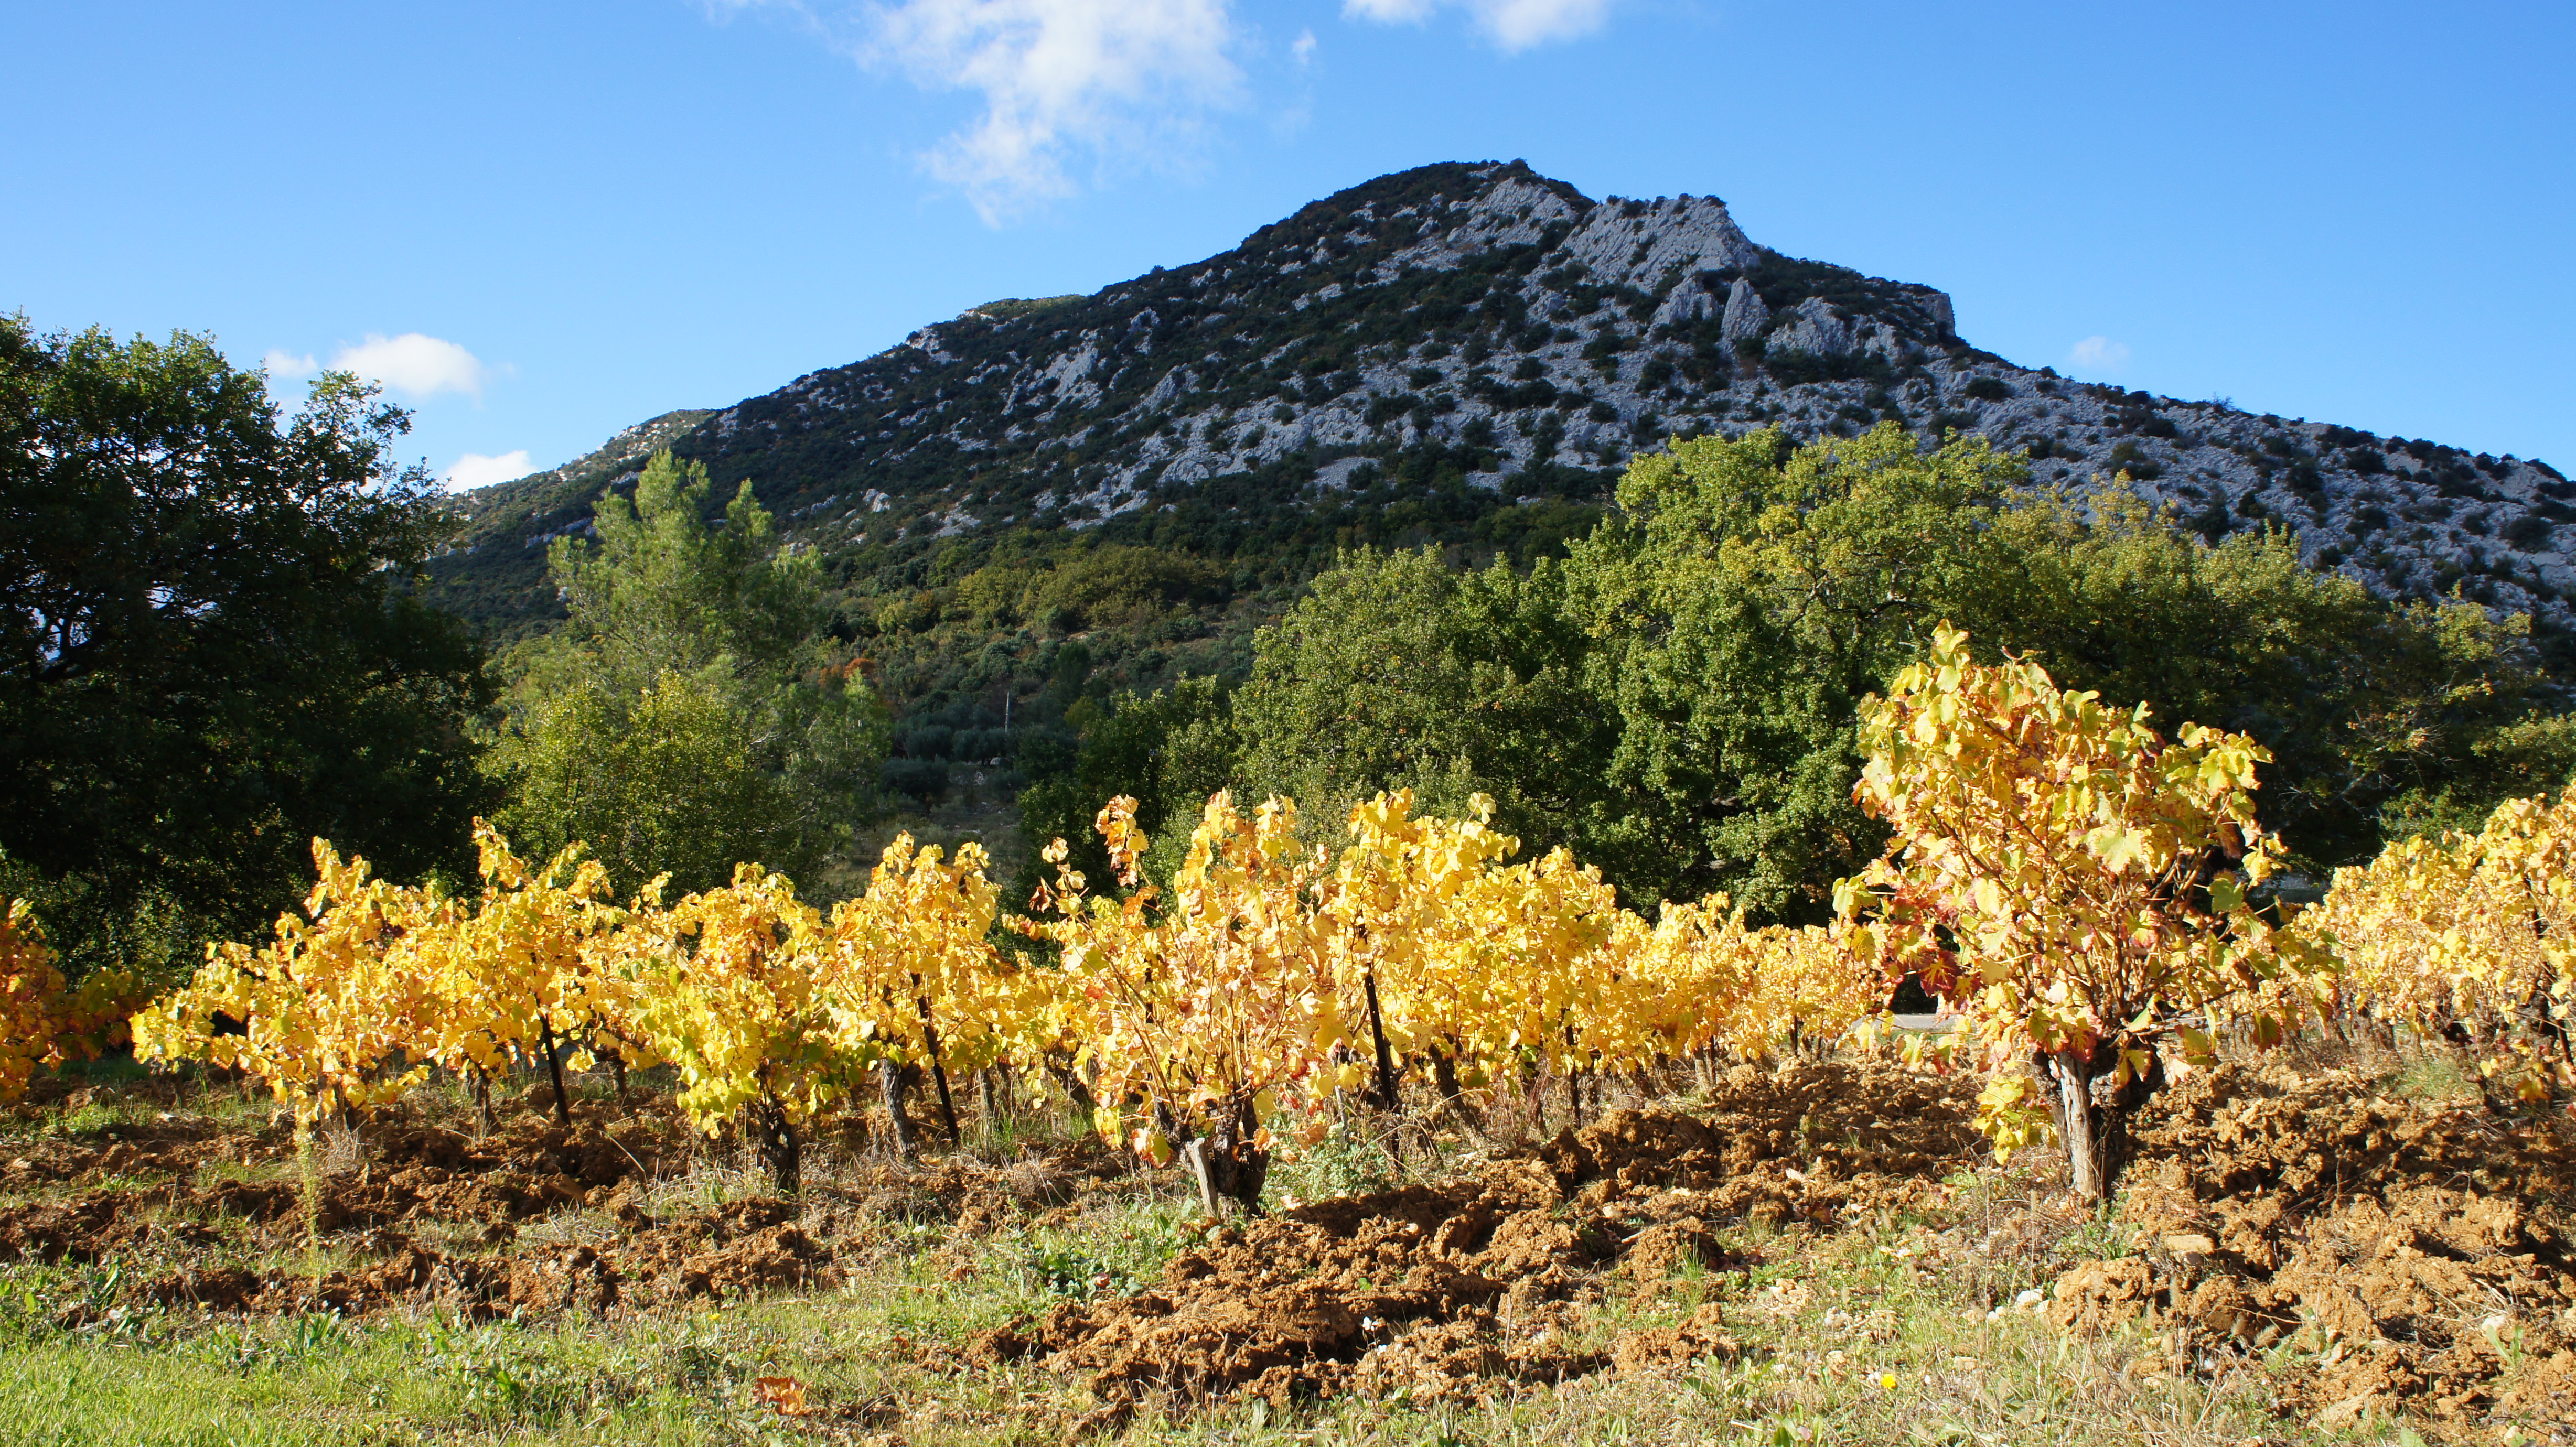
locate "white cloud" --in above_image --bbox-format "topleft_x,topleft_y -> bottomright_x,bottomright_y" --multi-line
2067,335 -> 2133,375
259,334 -> 497,398
331,333 -> 491,400
1344,0 -> 1611,51
442,450 -> 533,492
733,0 -> 1244,224
1291,27 -> 1317,64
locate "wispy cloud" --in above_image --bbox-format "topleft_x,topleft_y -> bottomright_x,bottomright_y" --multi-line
332,333 -> 493,401
443,450 -> 533,492
1343,0 -> 1613,51
263,348 -> 318,380
2066,335 -> 2133,375
716,0 -> 1243,225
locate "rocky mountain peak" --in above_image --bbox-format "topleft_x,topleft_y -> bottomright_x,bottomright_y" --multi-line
431,161 -> 2573,656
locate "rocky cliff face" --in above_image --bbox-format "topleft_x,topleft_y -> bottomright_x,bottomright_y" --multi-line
430,160 -> 2573,643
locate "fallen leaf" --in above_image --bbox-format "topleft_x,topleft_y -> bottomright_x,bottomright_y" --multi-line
755,1376 -> 810,1417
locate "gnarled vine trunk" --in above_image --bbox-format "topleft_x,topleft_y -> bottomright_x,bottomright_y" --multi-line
879,1060 -> 920,1159
744,1093 -> 801,1195
1179,1091 -> 1270,1217
536,1014 -> 572,1127
2044,1041 -> 2163,1204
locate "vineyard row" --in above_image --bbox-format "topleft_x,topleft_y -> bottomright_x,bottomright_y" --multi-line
0,627 -> 2565,1207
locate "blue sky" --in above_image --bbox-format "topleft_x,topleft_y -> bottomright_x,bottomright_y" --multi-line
7,1 -> 2571,488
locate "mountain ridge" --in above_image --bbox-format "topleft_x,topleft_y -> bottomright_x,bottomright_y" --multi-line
424,159 -> 2575,695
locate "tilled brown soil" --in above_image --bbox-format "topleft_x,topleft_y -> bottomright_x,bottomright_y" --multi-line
8,1053 -> 2570,1436
3,1093 -> 1091,1327
122,1194 -> 842,1322
970,1060 -> 1984,1410
2046,1062 -> 2576,1428
0,1106 -> 696,1260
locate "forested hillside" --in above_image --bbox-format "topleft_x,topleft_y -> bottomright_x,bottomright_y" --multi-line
415,160 -> 2576,892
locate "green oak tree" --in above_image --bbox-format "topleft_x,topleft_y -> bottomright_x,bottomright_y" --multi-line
1233,546 -> 1610,870
0,316 -> 497,976
1213,424 -> 2573,921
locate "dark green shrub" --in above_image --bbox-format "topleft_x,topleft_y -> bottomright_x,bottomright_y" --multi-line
1765,349 -> 1869,386
1365,393 -> 1418,428
883,756 -> 951,802
2105,441 -> 2163,481
2502,514 -> 2554,550
1961,376 -> 2011,402
1529,413 -> 1565,463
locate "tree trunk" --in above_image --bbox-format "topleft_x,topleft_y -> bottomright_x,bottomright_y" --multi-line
471,1067 -> 495,1131
1363,970 -> 1400,1113
1561,1024 -> 1581,1122
1429,1048 -> 1484,1132
977,1067 -> 999,1127
745,1094 -> 801,1195
929,1057 -> 960,1147
2048,1048 -> 2109,1203
879,1060 -> 920,1159
916,994 -> 962,1145
536,1014 -> 572,1128
609,1052 -> 628,1106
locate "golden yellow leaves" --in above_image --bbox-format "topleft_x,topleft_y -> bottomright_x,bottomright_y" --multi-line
131,838 -> 446,1126
0,901 -> 147,1107
2306,784 -> 2576,1098
1842,623 -> 2331,1160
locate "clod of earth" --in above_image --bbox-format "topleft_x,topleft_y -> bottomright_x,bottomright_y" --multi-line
2043,1062 -> 2576,1426
971,1060 -> 1979,1408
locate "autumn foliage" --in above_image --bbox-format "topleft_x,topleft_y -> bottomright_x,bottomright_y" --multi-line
1837,624 -> 2337,1200
108,625 -> 2576,1210
0,898 -> 142,1105
2306,785 -> 2576,1100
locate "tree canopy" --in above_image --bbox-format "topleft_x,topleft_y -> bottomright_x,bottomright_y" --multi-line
0,316 -> 497,973
1192,425 -> 2576,919
486,449 -> 887,898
